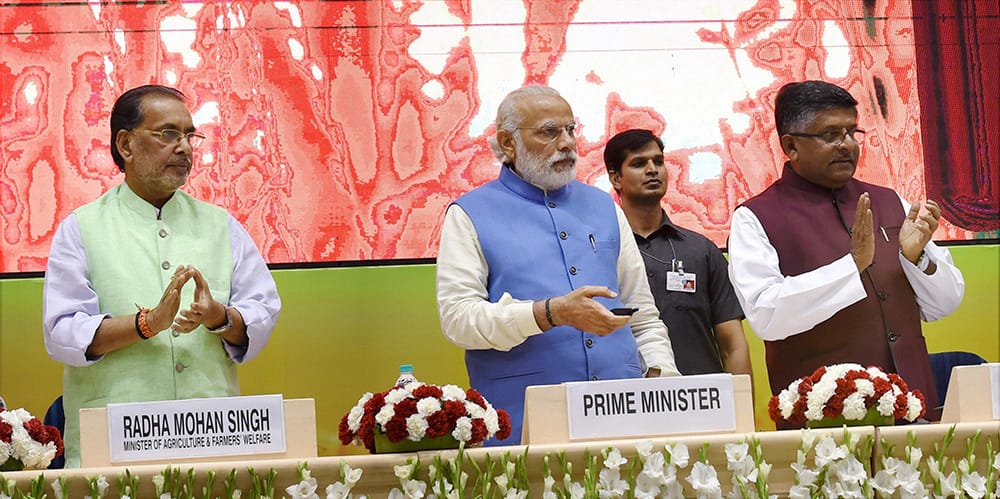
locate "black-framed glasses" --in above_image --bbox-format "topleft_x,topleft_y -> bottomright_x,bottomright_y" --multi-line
786,128 -> 866,146
516,122 -> 577,143
136,128 -> 206,148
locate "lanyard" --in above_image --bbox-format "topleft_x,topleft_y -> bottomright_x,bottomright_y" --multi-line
638,238 -> 683,273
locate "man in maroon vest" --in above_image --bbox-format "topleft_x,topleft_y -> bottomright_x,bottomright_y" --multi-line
727,81 -> 965,424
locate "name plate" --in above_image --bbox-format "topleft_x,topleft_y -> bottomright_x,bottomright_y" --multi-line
107,395 -> 286,463
991,363 -> 1000,419
566,374 -> 736,440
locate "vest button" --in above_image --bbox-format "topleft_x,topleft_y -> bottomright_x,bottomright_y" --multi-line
560,231 -> 568,240
591,375 -> 598,381
569,266 -> 577,275
586,338 -> 594,348
548,201 -> 556,208
161,261 -> 171,270
888,332 -> 899,342
159,228 -> 168,238
647,272 -> 654,277
175,362 -> 186,372
172,330 -> 180,338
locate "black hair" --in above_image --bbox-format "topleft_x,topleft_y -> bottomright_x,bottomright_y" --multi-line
110,85 -> 186,171
774,80 -> 858,136
603,129 -> 664,174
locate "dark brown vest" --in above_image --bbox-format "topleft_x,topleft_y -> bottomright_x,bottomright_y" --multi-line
743,165 -> 940,421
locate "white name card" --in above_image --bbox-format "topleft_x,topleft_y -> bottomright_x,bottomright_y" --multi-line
107,395 -> 286,463
566,374 -> 736,441
990,363 -> 1000,419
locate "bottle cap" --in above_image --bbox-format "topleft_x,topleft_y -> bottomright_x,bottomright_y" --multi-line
399,364 -> 413,373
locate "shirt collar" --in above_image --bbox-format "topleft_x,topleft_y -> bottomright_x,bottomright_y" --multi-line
118,182 -> 179,220
498,164 -> 573,202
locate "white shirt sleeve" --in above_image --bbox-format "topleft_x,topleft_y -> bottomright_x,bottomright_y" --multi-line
42,214 -> 108,367
224,215 -> 282,363
727,206 -> 867,341
893,195 -> 965,321
613,205 -> 680,376
435,205 -> 543,351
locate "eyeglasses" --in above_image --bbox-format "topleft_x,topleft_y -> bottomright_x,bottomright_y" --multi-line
136,128 -> 207,148
516,122 -> 577,143
786,128 -> 866,146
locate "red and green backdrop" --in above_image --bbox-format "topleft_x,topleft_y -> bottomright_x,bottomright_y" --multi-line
1,0 -> 997,456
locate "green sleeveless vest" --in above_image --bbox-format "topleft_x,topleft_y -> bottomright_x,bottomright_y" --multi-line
64,184 -> 236,467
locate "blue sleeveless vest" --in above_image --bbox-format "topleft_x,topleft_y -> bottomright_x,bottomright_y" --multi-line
454,166 -> 642,444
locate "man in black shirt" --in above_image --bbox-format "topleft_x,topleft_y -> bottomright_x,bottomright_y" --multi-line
605,129 -> 751,376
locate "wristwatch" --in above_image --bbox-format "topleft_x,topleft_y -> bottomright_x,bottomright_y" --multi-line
207,308 -> 232,334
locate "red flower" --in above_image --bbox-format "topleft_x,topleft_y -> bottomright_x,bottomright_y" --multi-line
496,410 -> 512,441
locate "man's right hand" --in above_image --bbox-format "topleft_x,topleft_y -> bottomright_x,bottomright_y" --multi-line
540,286 -> 631,336
851,192 -> 874,273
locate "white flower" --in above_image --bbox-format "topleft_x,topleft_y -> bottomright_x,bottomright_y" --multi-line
324,483 -> 350,499
836,455 -> 869,485
405,414 -> 429,441
633,472 -> 661,498
666,443 -> 690,468
542,475 -> 555,493
384,387 -> 409,405
814,437 -> 847,467
597,467 -> 629,498
440,385 -> 466,401
961,472 -> 987,499
791,462 -> 819,486
905,392 -> 923,421
788,485 -> 813,499
451,417 -> 472,442
776,380 -> 802,419
152,474 -> 165,495
641,452 -> 666,481
286,477 -> 319,499
416,397 -> 441,417
483,408 -> 500,434
463,401 -> 485,420
800,428 -> 817,453
341,463 -> 363,487
993,453 -> 1000,472
568,482 -> 586,499
375,404 -> 396,426
394,463 -> 415,480
687,461 -> 722,498
635,440 -> 654,458
871,469 -> 899,497
604,448 -> 627,470
939,471 -> 959,497
503,489 -> 527,499
401,478 -> 427,498
841,392 -> 869,420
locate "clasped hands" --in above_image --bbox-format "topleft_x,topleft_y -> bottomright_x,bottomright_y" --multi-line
850,193 -> 940,273
144,265 -> 228,334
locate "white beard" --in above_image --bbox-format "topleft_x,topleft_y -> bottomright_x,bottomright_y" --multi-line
514,143 -> 578,191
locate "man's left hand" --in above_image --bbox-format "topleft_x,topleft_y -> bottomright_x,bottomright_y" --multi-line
172,266 -> 228,333
899,200 -> 940,263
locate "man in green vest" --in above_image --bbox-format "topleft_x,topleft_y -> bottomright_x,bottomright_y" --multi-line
42,85 -> 282,467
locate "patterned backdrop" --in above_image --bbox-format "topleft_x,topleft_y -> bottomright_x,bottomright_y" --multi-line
2,0 -> 994,274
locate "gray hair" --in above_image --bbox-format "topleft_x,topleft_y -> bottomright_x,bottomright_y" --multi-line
487,85 -> 562,163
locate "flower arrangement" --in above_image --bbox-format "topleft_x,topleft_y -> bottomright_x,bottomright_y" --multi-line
0,407 -> 65,471
769,363 -> 926,427
338,382 -> 512,453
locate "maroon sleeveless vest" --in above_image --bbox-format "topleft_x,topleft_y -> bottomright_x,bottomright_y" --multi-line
742,165 -> 940,420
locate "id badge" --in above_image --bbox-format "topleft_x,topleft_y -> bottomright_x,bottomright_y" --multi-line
666,271 -> 696,293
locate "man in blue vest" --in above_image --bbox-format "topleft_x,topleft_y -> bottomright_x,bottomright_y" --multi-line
436,85 -> 680,445
43,85 -> 281,466
727,80 -> 964,423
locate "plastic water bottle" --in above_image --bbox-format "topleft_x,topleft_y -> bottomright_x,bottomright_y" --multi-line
395,364 -> 417,387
